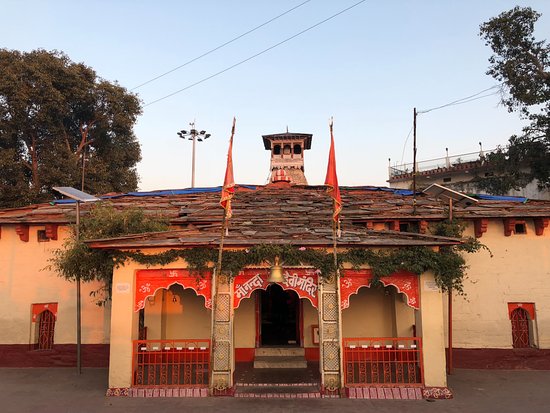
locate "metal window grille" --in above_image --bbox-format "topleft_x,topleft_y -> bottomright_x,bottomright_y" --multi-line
133,339 -> 210,387
343,337 -> 423,386
511,308 -> 530,348
37,310 -> 55,350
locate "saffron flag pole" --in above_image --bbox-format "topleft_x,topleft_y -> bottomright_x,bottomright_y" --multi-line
220,117 -> 236,220
216,117 -> 236,277
324,117 -> 345,393
325,117 -> 343,237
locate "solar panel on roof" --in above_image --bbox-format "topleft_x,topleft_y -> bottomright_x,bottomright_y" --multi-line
422,184 -> 478,208
52,187 -> 99,203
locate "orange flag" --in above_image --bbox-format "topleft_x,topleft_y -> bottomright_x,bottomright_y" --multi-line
324,118 -> 342,223
220,117 -> 236,219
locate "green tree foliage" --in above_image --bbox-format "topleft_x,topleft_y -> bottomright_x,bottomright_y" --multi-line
49,204 -> 168,304
478,7 -> 550,194
0,49 -> 142,208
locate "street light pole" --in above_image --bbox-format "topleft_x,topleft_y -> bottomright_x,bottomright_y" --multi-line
52,187 -> 99,375
177,121 -> 211,188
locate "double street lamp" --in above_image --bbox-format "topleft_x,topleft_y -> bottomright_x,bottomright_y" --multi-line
177,121 -> 211,188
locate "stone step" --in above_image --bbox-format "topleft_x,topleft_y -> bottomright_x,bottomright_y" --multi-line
254,347 -> 305,357
235,384 -> 320,395
253,356 -> 307,369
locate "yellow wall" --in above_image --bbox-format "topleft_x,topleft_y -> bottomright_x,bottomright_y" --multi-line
0,224 -> 109,345
143,287 -> 211,340
450,219 -> 550,349
234,293 -> 256,348
419,272 -> 447,387
342,287 -> 394,338
302,299 -> 317,348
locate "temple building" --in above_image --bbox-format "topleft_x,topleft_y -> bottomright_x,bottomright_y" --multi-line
0,131 -> 549,400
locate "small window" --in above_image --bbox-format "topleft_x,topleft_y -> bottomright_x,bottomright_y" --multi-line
283,145 -> 291,155
399,222 -> 419,233
37,229 -> 50,242
443,177 -> 452,183
273,145 -> 281,155
293,144 -> 302,155
515,223 -> 526,234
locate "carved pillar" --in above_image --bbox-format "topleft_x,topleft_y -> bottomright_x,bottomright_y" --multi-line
210,275 -> 234,395
318,274 -> 343,395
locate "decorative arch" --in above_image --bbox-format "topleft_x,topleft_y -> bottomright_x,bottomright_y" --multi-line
233,268 -> 319,309
340,269 -> 419,310
135,269 -> 212,312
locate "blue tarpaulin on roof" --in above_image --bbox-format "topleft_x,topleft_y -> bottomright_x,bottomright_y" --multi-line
348,186 -> 414,196
473,194 -> 528,203
50,185 -> 257,204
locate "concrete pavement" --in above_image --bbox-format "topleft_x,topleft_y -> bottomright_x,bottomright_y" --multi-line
1,368 -> 549,413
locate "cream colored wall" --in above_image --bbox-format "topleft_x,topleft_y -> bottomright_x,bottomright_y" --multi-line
342,287 -> 394,337
234,294 -> 256,348
163,287 -> 211,340
0,224 -> 110,345
450,219 -> 550,349
302,299 -> 317,348
393,289 -> 416,337
419,272 -> 447,387
109,258 -> 139,388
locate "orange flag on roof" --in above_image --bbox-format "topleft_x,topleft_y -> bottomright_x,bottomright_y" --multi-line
220,117 -> 236,219
324,118 -> 342,223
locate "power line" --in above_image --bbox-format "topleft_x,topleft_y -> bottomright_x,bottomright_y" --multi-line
132,0 -> 312,91
144,0 -> 367,107
418,85 -> 501,114
399,125 -> 414,165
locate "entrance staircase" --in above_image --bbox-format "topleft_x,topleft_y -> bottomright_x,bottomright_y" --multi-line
235,347 -> 322,398
253,347 -> 307,369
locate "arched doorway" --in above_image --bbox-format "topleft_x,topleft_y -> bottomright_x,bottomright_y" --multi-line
511,307 -> 530,348
36,310 -> 55,350
259,284 -> 300,346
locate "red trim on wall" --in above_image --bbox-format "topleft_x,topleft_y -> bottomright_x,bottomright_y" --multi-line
0,344 -> 109,367
32,303 -> 58,321
305,347 -> 320,361
534,218 -> 549,236
45,224 -> 58,240
235,348 -> 255,362
15,224 -> 29,242
474,218 -> 488,238
255,291 -> 261,348
451,348 -> 550,370
508,303 -> 535,320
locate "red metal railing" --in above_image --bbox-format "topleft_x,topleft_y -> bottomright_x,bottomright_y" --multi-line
343,337 -> 423,386
132,339 -> 210,387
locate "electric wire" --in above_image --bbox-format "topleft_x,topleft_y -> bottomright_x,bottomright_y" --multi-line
399,85 -> 502,164
144,0 -> 367,107
131,0 -> 312,91
418,85 -> 501,114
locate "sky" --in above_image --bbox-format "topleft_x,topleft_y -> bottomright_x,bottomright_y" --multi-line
3,0 -> 550,191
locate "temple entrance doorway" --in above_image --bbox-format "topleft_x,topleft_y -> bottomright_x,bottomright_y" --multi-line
259,284 -> 300,346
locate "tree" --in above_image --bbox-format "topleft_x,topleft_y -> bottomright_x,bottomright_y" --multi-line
478,7 -> 550,194
49,203 -> 169,305
0,49 -> 142,208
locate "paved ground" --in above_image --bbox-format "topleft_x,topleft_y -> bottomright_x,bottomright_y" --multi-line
2,368 -> 550,413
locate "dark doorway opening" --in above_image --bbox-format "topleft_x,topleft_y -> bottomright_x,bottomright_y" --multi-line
260,284 -> 300,346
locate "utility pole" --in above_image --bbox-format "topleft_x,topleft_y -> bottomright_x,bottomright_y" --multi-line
412,107 -> 417,213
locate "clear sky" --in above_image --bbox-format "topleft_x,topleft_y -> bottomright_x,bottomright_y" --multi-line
3,1 -> 550,190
